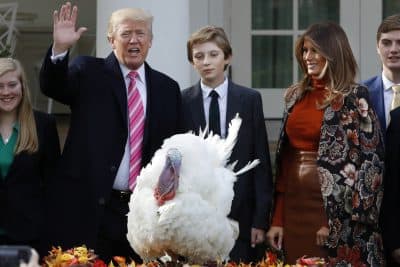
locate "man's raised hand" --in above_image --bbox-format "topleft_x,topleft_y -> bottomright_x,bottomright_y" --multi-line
53,2 -> 87,55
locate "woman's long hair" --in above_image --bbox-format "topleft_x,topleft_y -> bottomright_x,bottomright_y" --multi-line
0,58 -> 38,154
286,22 -> 358,107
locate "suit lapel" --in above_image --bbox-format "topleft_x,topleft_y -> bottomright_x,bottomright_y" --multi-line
388,107 -> 400,131
226,81 -> 242,133
104,53 -> 128,129
4,154 -> 20,180
142,63 -> 153,150
189,83 -> 206,132
370,76 -> 386,129
104,56 -> 152,149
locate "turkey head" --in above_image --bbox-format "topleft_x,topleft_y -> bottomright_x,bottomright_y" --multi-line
154,148 -> 181,206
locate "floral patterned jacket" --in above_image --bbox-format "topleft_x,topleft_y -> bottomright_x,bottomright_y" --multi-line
275,83 -> 385,247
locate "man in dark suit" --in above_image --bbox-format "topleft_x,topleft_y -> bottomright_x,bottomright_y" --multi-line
182,26 -> 273,263
381,107 -> 400,266
362,14 -> 400,266
39,2 -> 182,263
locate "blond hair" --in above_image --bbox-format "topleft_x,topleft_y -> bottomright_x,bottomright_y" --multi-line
107,8 -> 153,39
288,21 -> 358,107
0,58 -> 38,154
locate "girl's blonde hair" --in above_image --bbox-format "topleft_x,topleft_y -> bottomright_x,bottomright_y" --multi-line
0,58 -> 38,154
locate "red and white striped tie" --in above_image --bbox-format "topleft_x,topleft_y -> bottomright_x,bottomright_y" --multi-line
127,71 -> 144,191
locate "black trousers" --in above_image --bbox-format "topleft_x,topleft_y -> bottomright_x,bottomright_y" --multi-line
229,237 -> 260,263
95,191 -> 142,264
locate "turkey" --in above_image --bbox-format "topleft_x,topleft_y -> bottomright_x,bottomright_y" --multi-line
126,114 -> 259,263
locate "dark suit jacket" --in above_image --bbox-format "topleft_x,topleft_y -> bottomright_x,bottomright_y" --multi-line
40,48 -> 182,248
380,107 -> 400,262
0,111 -> 60,242
363,76 -> 400,265
362,75 -> 386,129
182,80 -> 273,241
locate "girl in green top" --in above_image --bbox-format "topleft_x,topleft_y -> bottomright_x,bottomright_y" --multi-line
0,58 -> 60,258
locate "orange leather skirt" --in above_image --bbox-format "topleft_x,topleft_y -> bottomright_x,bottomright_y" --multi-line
281,147 -> 328,263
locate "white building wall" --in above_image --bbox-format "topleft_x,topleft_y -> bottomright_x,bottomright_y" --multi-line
359,0 -> 382,80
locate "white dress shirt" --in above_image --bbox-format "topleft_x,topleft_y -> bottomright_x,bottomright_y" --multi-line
382,72 -> 397,127
201,78 -> 228,138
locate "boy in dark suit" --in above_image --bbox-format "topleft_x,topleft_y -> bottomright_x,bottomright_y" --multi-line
40,2 -> 182,263
182,26 -> 273,263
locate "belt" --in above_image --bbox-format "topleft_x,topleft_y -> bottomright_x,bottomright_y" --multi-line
111,189 -> 132,202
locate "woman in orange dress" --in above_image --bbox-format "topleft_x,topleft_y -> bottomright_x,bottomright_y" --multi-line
266,22 -> 385,266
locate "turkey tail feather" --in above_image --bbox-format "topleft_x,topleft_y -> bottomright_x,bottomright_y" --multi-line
199,125 -> 208,139
234,159 -> 260,176
222,114 -> 242,163
226,160 -> 238,171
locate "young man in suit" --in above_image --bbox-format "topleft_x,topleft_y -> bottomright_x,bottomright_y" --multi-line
40,2 -> 182,263
363,14 -> 400,266
363,13 -> 400,130
182,26 -> 273,263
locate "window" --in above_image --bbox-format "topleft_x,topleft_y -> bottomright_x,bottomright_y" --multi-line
383,0 -> 400,18
251,0 -> 339,89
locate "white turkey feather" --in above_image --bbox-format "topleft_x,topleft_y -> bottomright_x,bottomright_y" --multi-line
127,114 -> 258,263
234,159 -> 260,176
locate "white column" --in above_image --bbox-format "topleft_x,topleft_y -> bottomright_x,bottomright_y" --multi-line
97,0 -> 191,89
341,0 -> 382,81
360,0 -> 382,81
187,0 -> 227,85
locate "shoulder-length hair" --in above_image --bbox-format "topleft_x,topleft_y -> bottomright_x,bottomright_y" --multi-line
287,21 -> 358,107
0,58 -> 38,154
